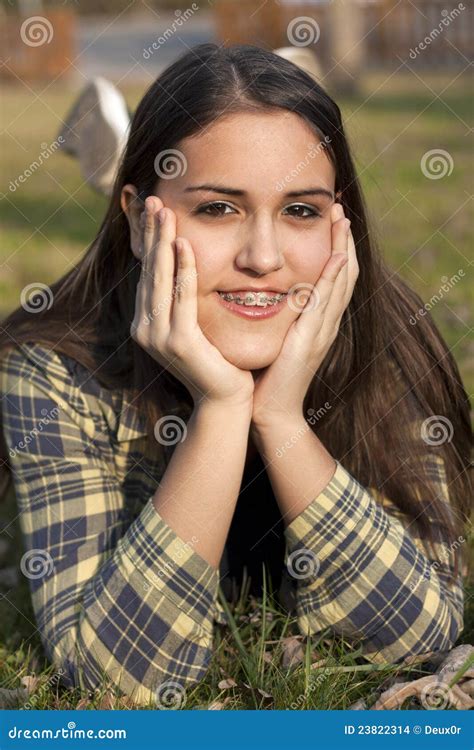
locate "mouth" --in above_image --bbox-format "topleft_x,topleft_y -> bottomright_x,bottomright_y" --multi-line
217,290 -> 287,307
215,290 -> 289,319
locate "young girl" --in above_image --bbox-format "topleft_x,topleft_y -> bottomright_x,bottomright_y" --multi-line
0,43 -> 471,707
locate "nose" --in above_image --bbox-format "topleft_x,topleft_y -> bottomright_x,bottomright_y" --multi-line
234,213 -> 284,275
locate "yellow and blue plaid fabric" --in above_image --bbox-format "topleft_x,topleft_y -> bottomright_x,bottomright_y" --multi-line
0,343 -> 465,704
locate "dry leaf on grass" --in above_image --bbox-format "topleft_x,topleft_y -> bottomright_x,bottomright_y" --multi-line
436,644 -> 473,682
310,658 -> 329,670
280,636 -> 305,669
20,675 -> 40,693
242,682 -> 273,703
0,673 -> 41,708
76,689 -> 137,710
218,678 -> 238,690
348,698 -> 367,710
372,644 -> 474,710
207,696 -> 233,710
373,676 -> 473,710
461,679 -> 474,697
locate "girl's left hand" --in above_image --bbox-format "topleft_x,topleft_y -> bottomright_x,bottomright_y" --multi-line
251,202 -> 359,430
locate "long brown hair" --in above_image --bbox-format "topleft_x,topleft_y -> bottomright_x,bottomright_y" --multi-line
1,43 -> 471,582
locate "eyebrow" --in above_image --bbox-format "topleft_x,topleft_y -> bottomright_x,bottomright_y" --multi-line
183,184 -> 334,200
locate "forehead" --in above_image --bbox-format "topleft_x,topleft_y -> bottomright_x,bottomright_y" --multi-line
158,110 -> 335,197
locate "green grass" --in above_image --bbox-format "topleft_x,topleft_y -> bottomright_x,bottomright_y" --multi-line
0,71 -> 473,709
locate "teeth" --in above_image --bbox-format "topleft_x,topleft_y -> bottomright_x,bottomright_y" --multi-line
218,291 -> 286,307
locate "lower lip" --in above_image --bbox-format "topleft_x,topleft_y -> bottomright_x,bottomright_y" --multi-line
215,292 -> 288,319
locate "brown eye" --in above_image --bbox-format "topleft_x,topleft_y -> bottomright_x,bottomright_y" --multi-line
195,202 -> 235,217
283,204 -> 321,219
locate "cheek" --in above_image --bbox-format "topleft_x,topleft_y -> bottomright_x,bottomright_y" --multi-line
179,225 -> 234,290
291,226 -> 331,280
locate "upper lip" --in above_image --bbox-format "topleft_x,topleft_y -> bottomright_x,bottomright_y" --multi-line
218,286 -> 288,294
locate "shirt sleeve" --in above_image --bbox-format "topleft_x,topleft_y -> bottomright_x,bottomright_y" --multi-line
283,454 -> 465,665
0,345 -> 219,705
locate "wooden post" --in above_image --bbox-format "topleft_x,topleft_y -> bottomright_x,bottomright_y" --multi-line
328,0 -> 365,94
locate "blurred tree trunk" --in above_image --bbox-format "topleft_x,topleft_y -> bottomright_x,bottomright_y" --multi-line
329,0 -> 366,95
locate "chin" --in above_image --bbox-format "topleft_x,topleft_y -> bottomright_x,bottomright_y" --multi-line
219,341 -> 280,371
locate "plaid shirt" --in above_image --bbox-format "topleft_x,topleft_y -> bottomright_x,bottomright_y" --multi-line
0,343 -> 465,704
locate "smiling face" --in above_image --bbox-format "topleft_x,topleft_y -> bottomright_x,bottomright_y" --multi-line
127,110 -> 337,371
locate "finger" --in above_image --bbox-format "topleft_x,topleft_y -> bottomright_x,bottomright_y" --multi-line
331,202 -> 350,257
136,198 -> 162,331
141,197 -> 161,278
324,214 -> 351,306
131,253 -> 150,336
322,225 -> 359,335
309,244 -> 348,318
152,203 -> 176,300
171,237 -> 198,332
144,201 -> 177,330
310,206 -> 349,310
342,228 -> 359,309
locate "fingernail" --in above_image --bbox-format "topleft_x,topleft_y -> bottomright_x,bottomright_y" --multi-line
344,219 -> 351,233
158,208 -> 166,225
334,203 -> 344,219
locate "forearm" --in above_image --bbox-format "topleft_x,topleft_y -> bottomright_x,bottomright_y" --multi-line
153,400 -> 253,568
254,418 -> 464,662
252,415 -> 337,524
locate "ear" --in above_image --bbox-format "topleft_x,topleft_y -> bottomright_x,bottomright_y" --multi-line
121,184 -> 144,259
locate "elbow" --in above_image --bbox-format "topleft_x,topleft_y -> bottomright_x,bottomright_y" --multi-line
292,591 -> 464,667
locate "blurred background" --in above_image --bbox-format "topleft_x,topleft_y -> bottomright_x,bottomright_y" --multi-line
1,0 -> 472,394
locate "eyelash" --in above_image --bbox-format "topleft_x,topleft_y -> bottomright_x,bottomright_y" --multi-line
194,201 -> 322,220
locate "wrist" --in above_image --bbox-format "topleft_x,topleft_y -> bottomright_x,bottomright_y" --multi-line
251,410 -> 304,434
194,396 -> 253,421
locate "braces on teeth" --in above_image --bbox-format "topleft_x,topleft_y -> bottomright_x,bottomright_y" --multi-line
219,291 -> 286,307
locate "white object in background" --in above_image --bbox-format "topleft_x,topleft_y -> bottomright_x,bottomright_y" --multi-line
57,77 -> 131,196
272,47 -> 323,84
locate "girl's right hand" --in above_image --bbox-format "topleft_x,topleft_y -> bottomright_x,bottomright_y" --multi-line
130,196 -> 255,409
